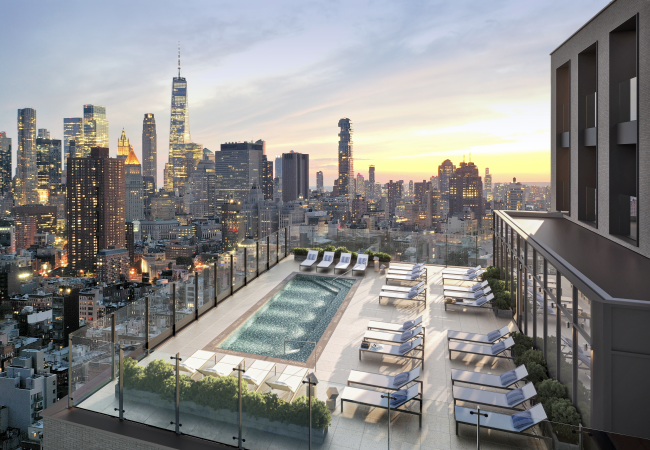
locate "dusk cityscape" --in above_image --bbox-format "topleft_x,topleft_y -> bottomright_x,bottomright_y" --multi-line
0,1 -> 648,449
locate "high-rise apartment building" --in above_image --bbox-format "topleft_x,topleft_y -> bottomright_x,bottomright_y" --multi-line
63,118 -> 84,182
170,142 -> 203,195
337,118 -> 354,197
125,147 -> 144,221
356,173 -> 365,198
438,159 -> 455,219
83,105 -> 109,153
67,148 -> 125,274
282,151 -> 309,202
16,108 -> 38,205
386,180 -> 403,215
261,156 -> 274,200
214,141 -> 265,205
0,132 -> 11,194
188,154 -> 216,218
142,113 -> 157,188
36,137 -> 62,204
37,129 -> 50,139
316,171 -> 324,193
368,165 -> 376,199
221,197 -> 244,251
117,128 -> 130,160
449,161 -> 483,222
484,167 -> 493,201
505,177 -> 524,210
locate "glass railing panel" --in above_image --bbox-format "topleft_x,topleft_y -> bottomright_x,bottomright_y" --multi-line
278,228 -> 286,259
217,254 -> 231,301
245,247 -> 256,282
269,232 -> 278,267
149,287 -> 173,339
174,280 -> 192,323
233,248 -> 245,290
121,351 -> 178,435
259,240 -> 268,272
559,307 -> 574,400
69,331 -> 115,408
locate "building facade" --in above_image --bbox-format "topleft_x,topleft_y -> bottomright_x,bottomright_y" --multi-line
16,108 -> 38,205
36,137 -> 62,205
337,118 -> 354,197
214,141 -> 265,205
125,147 -> 144,221
316,171 -> 324,193
0,132 -> 11,194
142,113 -> 157,188
281,151 -> 309,202
82,105 -> 109,153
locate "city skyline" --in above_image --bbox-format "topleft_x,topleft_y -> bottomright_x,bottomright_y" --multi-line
0,0 -> 611,185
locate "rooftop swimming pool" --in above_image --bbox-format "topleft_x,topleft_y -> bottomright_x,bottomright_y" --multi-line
217,274 -> 355,363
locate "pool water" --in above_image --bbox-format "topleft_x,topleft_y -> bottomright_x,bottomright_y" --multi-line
217,274 -> 354,362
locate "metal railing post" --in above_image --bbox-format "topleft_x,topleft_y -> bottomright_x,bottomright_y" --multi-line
470,407 -> 488,449
302,375 -> 317,450
194,272 -> 199,320
256,241 -> 260,277
285,227 -> 289,258
232,363 -> 246,449
277,230 -> 280,263
230,254 -> 234,295
172,283 -> 176,336
214,262 -> 218,306
110,314 -> 116,380
170,354 -> 182,434
67,336 -> 73,408
244,248 -> 248,286
445,234 -> 448,267
267,236 -> 270,268
117,345 -> 124,420
145,295 -> 150,352
381,392 -> 393,450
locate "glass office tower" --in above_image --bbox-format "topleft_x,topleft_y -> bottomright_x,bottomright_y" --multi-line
83,105 -> 109,155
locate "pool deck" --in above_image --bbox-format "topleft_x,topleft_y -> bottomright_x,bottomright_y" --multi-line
149,259 -> 545,450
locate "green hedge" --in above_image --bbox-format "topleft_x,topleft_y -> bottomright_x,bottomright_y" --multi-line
291,248 -> 309,256
124,358 -> 331,430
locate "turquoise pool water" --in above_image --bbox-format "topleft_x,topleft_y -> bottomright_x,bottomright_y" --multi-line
217,274 -> 354,362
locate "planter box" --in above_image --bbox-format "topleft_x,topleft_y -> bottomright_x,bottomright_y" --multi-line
493,307 -> 513,318
294,255 -> 307,262
542,421 -> 579,450
118,388 -> 328,443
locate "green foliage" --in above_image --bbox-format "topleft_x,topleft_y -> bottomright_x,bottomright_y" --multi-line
122,358 -> 331,430
512,332 -> 533,357
376,252 -> 391,262
291,248 -> 309,256
175,256 -> 194,269
549,398 -> 582,443
334,247 -> 349,258
487,278 -> 506,294
313,248 -> 324,258
515,349 -> 546,369
536,378 -> 568,412
493,290 -> 511,310
494,297 -> 510,310
351,252 -> 358,259
483,265 -> 500,280
524,361 -> 549,385
324,245 -> 336,253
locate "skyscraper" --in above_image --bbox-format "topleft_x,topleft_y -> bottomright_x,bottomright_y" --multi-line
166,45 -> 191,191
438,159 -> 455,219
261,156 -> 274,200
117,128 -> 130,160
37,129 -> 50,139
449,161 -> 484,222
63,118 -> 84,181
67,148 -> 125,274
316,171 -> 324,193
83,105 -> 109,153
125,147 -> 144,221
368,165 -> 376,199
16,108 -> 38,205
36,136 -> 62,204
485,167 -> 493,202
282,151 -> 309,202
0,132 -> 11,194
189,154 -> 216,218
142,113 -> 157,188
214,141 -> 265,204
337,118 -> 354,197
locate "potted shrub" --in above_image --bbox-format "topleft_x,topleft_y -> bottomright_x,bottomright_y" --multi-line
536,379 -> 581,449
493,291 -> 512,318
292,248 -> 308,261
376,252 -> 391,268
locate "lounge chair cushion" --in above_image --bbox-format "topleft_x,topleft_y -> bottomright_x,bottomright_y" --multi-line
400,330 -> 414,341
390,389 -> 408,407
403,320 -> 415,329
487,330 -> 501,342
511,410 -> 533,429
308,253 -> 317,260
273,381 -> 290,388
505,388 -> 525,406
407,290 -> 418,299
399,341 -> 412,354
393,372 -> 409,386
473,290 -> 484,298
491,341 -> 506,355
467,272 -> 478,280
499,370 -> 517,386
471,283 -> 482,291
410,273 -> 420,280
476,297 -> 488,306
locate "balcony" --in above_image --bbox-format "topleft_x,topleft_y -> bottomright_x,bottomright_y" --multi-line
617,77 -> 637,145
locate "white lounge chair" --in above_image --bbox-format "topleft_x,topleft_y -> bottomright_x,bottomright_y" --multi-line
443,280 -> 489,293
198,354 -> 245,378
178,350 -> 216,375
367,316 -> 423,334
386,270 -> 427,285
442,265 -> 481,275
241,360 -> 276,391
364,325 -> 425,347
442,269 -> 485,283
359,337 -> 425,368
448,336 -> 515,360
381,280 -> 426,293
453,381 -> 537,411
316,251 -> 335,272
352,254 -> 369,275
443,286 -> 492,301
387,265 -> 426,275
348,366 -> 421,391
299,250 -> 319,271
335,253 -> 352,273
444,293 -> 495,311
447,324 -> 513,345
454,404 -> 548,440
451,365 -> 528,389
341,384 -> 422,427
266,365 -> 308,402
390,262 -> 425,271
379,286 -> 427,306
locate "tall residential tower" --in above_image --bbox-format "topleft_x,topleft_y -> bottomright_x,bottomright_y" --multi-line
142,113 -> 157,187
337,118 -> 353,197
83,105 -> 109,153
16,108 -> 38,205
0,132 -> 11,194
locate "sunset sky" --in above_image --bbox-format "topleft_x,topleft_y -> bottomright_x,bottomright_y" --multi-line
0,0 -> 609,186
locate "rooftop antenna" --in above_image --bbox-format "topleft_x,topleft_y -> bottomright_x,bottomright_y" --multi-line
178,41 -> 181,78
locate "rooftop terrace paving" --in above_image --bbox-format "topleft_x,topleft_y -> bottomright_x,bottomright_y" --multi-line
78,258 -> 548,449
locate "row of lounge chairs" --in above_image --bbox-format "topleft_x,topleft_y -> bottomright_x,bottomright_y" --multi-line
341,316 -> 426,426
379,262 -> 428,306
178,351 -> 309,402
299,250 -> 369,275
447,322 -> 548,440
